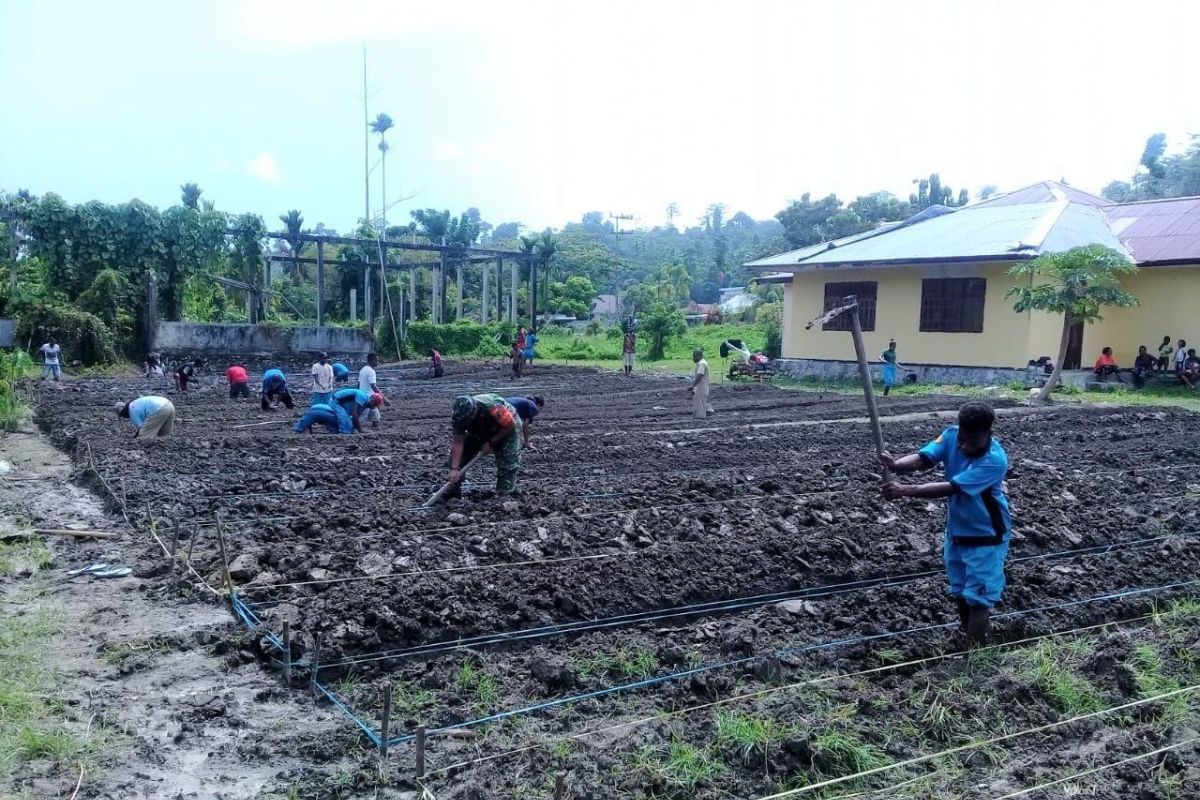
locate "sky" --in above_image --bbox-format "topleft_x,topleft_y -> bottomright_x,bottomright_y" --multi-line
1,0 -> 1198,235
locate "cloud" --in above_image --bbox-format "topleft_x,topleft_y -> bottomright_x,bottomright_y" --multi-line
245,153 -> 279,183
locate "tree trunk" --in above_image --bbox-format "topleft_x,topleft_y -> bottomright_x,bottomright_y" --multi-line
1036,309 -> 1074,405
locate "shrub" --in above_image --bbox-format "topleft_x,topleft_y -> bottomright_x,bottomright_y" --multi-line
405,321 -> 516,358
15,303 -> 118,365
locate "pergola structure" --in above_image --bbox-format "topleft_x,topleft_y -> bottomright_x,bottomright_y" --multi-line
253,229 -> 538,333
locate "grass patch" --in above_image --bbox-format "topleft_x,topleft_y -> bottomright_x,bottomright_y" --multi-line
0,606 -> 90,775
576,647 -> 659,681
714,710 -> 785,762
811,729 -> 890,778
1129,644 -> 1193,724
457,659 -> 501,712
1011,639 -> 1105,715
0,538 -> 52,576
390,681 -> 435,716
101,637 -> 172,666
636,736 -> 726,791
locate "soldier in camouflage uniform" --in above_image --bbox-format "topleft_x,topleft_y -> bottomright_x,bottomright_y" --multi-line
448,394 -> 523,494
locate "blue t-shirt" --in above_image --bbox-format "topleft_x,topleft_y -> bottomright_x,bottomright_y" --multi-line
129,396 -> 170,429
505,396 -> 539,423
918,426 -> 1011,543
332,363 -> 349,379
262,368 -> 286,393
333,388 -> 370,408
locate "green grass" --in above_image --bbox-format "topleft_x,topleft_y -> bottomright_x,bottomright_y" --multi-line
390,681 -> 435,716
0,606 -> 90,774
1011,639 -> 1105,715
1129,644 -> 1193,724
636,736 -> 726,791
0,538 -> 51,576
101,637 -> 172,666
811,729 -> 890,778
456,660 -> 501,712
714,710 -> 785,762
576,647 -> 659,681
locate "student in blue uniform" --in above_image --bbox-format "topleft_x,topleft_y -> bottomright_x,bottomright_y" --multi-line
293,402 -> 354,434
332,387 -> 385,433
504,395 -> 545,450
261,368 -> 294,411
878,401 -> 1010,646
332,362 -> 351,384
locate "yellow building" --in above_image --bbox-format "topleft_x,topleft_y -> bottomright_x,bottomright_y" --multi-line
745,182 -> 1200,382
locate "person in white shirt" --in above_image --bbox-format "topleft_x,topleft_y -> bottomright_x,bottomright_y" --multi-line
311,352 -> 334,406
690,348 -> 713,420
357,353 -> 384,427
1175,339 -> 1189,375
40,339 -> 62,381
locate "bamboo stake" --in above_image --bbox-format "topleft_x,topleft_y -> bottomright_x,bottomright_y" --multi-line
415,724 -> 426,779
214,513 -> 235,612
282,621 -> 292,684
30,528 -> 119,540
553,771 -> 566,800
380,682 -> 392,759
170,520 -> 181,573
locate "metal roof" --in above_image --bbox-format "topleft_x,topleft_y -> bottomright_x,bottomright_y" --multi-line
1102,196 -> 1200,264
975,180 -> 1108,208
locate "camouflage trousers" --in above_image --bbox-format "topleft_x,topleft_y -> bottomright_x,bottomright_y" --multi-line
463,422 -> 523,493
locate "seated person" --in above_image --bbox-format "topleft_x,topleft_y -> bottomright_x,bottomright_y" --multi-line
1132,346 -> 1157,388
261,368 -> 294,410
332,387 -> 385,432
332,362 -> 351,384
292,402 -> 354,434
1092,347 -> 1122,382
1181,349 -> 1200,390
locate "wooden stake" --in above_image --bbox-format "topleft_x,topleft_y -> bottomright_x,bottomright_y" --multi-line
185,525 -> 200,569
415,724 -> 426,779
847,304 -> 891,483
169,519 -> 181,573
310,633 -> 321,696
380,682 -> 393,759
30,528 -> 118,540
553,771 -> 566,800
214,513 -> 235,612
281,621 -> 292,684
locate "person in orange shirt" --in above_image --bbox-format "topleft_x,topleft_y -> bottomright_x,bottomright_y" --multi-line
1093,347 -> 1123,383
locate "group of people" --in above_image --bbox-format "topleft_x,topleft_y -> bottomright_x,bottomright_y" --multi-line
509,327 -> 540,378
1096,337 -> 1200,389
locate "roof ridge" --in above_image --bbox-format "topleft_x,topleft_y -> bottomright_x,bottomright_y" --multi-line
1105,194 -> 1200,207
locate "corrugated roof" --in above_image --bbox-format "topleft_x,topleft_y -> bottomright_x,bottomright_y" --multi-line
743,223 -> 903,269
975,180 -> 1108,208
1102,196 -> 1200,264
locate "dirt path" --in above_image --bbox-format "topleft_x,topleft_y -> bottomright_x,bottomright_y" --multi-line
0,426 -> 359,800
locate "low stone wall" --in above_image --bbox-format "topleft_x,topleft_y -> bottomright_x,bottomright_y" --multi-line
772,357 -> 1033,387
0,319 -> 13,348
154,322 -> 374,368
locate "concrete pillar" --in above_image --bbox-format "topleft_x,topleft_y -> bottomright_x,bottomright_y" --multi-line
315,240 -> 326,327
529,259 -> 538,331
510,260 -> 518,323
350,288 -> 357,324
481,259 -> 490,324
409,267 -> 417,322
364,260 -> 373,330
496,259 -> 503,322
439,251 -> 448,324
456,261 -> 463,320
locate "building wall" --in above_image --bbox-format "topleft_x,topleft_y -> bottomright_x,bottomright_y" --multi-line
1079,265 -> 1200,367
154,321 -> 374,359
781,262 -> 1042,369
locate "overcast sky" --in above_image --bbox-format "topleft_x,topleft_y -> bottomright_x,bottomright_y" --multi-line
1,0 -> 1197,233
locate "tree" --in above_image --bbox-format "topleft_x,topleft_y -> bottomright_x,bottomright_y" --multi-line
640,299 -> 686,360
666,202 -> 679,228
279,210 -> 306,282
1103,133 -> 1200,202
535,229 -> 558,306
547,275 -> 596,319
492,222 -> 521,241
1006,245 -> 1138,404
180,183 -> 202,209
776,193 -> 845,247
370,113 -> 395,226
979,185 -> 1000,201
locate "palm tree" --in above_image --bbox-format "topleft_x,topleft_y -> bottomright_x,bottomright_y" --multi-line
279,210 -> 305,283
369,113 -> 395,228
535,229 -> 558,310
180,183 -> 202,209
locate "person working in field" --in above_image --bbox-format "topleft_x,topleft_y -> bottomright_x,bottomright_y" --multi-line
261,368 -> 294,410
116,395 -> 176,438
333,362 -> 351,384
311,352 -> 335,406
358,353 -> 384,426
690,348 -> 713,420
40,338 -> 62,381
429,349 -> 445,378
880,339 -> 900,396
505,395 -> 545,450
332,387 -> 385,433
510,340 -> 524,378
226,364 -> 251,399
523,330 -> 539,367
174,360 -> 201,392
879,401 -> 1011,646
622,330 -> 636,376
292,402 -> 354,434
448,394 -> 522,494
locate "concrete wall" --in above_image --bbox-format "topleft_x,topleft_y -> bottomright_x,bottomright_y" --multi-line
0,319 -> 13,348
1079,265 -> 1200,367
772,357 -> 1032,387
154,322 -> 373,360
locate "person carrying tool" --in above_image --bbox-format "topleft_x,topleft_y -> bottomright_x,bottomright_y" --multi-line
448,394 -> 522,494
505,395 -> 545,450
261,368 -> 294,411
622,329 -> 636,376
332,387 -> 385,432
878,401 -> 1011,646
226,364 -> 251,399
333,361 -> 351,384
429,349 -> 445,378
292,402 -> 354,434
690,348 -> 713,420
116,395 -> 176,438
311,352 -> 335,405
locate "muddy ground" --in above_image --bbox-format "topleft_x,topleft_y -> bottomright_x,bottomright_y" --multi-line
14,361 -> 1200,798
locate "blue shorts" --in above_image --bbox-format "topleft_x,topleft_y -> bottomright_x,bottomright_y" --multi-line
944,534 -> 1009,608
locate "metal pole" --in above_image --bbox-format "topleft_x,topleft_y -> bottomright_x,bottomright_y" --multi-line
847,305 -> 891,483
315,240 -> 326,327
362,45 -> 370,230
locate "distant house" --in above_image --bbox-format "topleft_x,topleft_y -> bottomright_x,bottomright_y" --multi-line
744,181 -> 1200,383
718,287 -> 756,315
591,294 -> 619,319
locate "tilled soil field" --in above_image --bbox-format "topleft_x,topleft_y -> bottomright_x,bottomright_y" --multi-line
35,363 -> 1200,798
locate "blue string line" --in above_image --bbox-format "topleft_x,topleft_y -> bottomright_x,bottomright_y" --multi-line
308,530 -> 1200,668
313,679 -> 381,747
381,577 -> 1200,746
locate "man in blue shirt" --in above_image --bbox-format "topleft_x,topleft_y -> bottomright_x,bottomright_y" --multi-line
879,401 -> 1010,646
332,362 -> 351,384
261,368 -> 294,411
293,402 -> 354,434
332,387 -> 384,433
504,395 -> 544,450
116,396 -> 176,438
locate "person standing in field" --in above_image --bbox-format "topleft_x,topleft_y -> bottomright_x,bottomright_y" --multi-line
226,364 -> 251,399
311,352 -> 335,406
116,395 -> 176,438
523,330 -> 539,367
1157,336 -> 1174,372
879,401 -> 1011,646
622,330 -> 636,376
881,339 -> 899,396
510,341 -> 524,378
429,349 -> 444,378
690,348 -> 713,420
40,338 -> 62,381
358,353 -> 384,427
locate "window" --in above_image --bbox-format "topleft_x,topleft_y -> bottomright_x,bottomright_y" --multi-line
821,281 -> 877,331
920,278 -> 986,333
